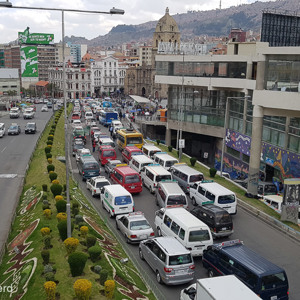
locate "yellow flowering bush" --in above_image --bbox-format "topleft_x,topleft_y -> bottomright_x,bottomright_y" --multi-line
40,227 -> 51,236
47,158 -> 53,164
56,212 -> 67,222
64,237 -> 79,255
80,226 -> 89,238
104,280 -> 115,299
52,179 -> 60,185
44,281 -> 56,300
55,195 -> 64,202
43,209 -> 52,219
49,171 -> 54,174
73,279 -> 92,300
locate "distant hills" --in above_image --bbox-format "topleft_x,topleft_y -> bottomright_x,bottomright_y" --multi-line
64,0 -> 300,47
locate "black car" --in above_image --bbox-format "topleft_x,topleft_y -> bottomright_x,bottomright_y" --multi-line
8,123 -> 21,135
190,204 -> 233,238
25,122 -> 37,134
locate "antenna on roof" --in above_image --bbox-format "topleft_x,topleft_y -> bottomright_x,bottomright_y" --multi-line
219,0 -> 221,10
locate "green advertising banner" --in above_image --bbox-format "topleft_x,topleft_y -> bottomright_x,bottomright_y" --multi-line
18,27 -> 54,45
20,46 -> 38,77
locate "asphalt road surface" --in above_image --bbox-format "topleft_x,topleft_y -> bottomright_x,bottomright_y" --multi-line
0,107 -> 52,255
70,118 -> 300,300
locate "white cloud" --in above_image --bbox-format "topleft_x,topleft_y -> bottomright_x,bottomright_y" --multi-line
0,0 -> 276,43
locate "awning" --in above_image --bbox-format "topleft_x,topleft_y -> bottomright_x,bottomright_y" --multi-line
129,95 -> 150,104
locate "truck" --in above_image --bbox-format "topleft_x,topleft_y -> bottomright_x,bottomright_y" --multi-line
180,275 -> 261,300
23,108 -> 35,119
9,107 -> 20,118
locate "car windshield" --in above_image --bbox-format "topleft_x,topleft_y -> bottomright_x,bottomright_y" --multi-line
218,194 -> 235,204
84,162 -> 99,170
74,130 -> 85,136
165,160 -> 177,167
74,144 -> 84,150
188,229 -> 210,242
103,151 -> 115,157
167,195 -> 186,205
114,196 -> 132,205
156,175 -> 172,182
130,220 -> 150,230
169,254 -> 192,265
10,126 -> 17,130
261,272 -> 288,290
95,181 -> 110,188
26,124 -> 35,128
189,174 -> 204,183
125,175 -> 140,184
215,212 -> 232,224
127,137 -> 143,144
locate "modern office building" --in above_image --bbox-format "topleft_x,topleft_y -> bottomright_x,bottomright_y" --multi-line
0,68 -> 21,102
153,41 -> 300,194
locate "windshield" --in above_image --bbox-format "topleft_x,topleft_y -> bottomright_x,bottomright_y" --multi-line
167,195 -> 186,206
169,254 -> 192,265
130,220 -> 151,230
165,160 -> 177,167
261,272 -> 288,291
114,195 -> 132,205
74,144 -> 84,150
127,137 -> 143,144
84,162 -> 99,170
218,194 -> 236,204
10,126 -> 17,130
27,124 -> 35,128
95,181 -> 110,188
74,130 -> 85,136
125,175 -> 140,184
103,151 -> 115,157
156,175 -> 172,182
215,212 -> 232,224
189,174 -> 204,183
188,229 -> 210,242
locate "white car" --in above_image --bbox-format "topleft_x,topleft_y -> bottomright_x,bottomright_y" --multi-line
116,211 -> 155,244
86,176 -> 111,197
41,105 -> 48,112
72,119 -> 82,128
76,148 -> 91,161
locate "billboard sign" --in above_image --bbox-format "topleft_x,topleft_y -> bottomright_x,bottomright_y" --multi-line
18,27 -> 54,45
20,46 -> 38,77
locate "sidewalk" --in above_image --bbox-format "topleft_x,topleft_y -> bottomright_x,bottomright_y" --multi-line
0,111 -> 9,118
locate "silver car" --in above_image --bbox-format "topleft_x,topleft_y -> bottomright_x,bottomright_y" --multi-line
116,212 -> 154,244
104,159 -> 122,177
139,236 -> 195,285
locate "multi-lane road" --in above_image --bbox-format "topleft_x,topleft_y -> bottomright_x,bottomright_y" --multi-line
0,107 -> 52,255
71,118 -> 300,300
1,106 -> 300,299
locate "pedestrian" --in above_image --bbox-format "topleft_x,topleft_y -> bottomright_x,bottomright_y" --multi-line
119,111 -> 122,120
92,139 -> 96,152
109,124 -> 113,137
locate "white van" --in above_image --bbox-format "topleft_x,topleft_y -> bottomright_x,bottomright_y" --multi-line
0,123 -> 5,137
189,180 -> 237,215
129,154 -> 154,173
100,184 -> 134,218
85,111 -> 93,120
140,164 -> 172,193
99,137 -> 115,148
154,207 -> 213,256
155,180 -> 188,209
153,152 -> 178,170
142,144 -> 162,159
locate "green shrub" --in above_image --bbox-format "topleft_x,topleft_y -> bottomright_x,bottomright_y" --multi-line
68,252 -> 88,277
42,194 -> 48,200
44,236 -> 52,249
57,220 -> 74,241
42,199 -> 49,206
63,184 -> 67,192
47,140 -> 53,146
56,200 -> 66,213
45,272 -> 55,282
75,215 -> 83,225
44,264 -> 53,274
72,203 -> 79,215
51,125 -> 56,129
46,153 -> 52,159
48,136 -> 54,141
156,139 -> 160,145
99,269 -> 109,285
190,157 -> 197,167
88,245 -> 102,262
86,235 -> 97,249
168,145 -> 173,152
50,183 -> 63,197
209,167 -> 217,178
49,172 -> 57,182
44,146 -> 51,154
42,184 -> 48,192
41,250 -> 50,264
42,204 -> 50,210
93,265 -> 102,275
47,164 -> 55,173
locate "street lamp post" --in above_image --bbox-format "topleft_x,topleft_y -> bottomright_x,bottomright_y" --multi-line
0,2 -> 124,238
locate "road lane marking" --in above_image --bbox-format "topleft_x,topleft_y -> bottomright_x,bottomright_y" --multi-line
0,174 -> 18,178
1,146 -> 6,153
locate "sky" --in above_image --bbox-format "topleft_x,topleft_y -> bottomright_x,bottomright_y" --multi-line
0,0 -> 276,44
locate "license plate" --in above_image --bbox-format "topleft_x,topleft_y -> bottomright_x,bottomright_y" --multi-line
176,269 -> 188,275
119,207 -> 128,210
130,186 -> 135,189
271,296 -> 278,300
139,234 -> 147,239
221,227 -> 227,231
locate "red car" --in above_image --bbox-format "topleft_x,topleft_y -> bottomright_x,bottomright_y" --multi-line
99,145 -> 117,166
121,146 -> 143,164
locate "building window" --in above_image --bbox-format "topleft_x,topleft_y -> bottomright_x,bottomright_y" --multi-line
227,146 -> 240,158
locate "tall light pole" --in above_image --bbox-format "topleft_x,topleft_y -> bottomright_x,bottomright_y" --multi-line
0,2 -> 125,238
178,51 -> 184,161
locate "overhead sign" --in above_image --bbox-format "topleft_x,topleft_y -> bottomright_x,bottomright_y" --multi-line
20,46 -> 38,77
18,27 -> 54,45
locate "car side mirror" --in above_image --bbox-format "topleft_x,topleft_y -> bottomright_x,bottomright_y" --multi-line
140,167 -> 145,173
